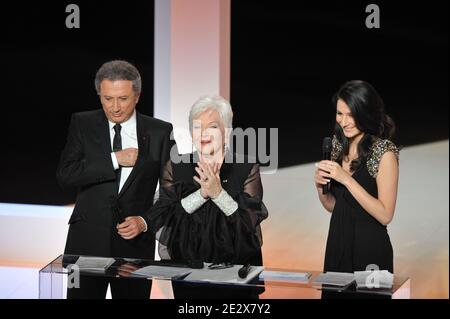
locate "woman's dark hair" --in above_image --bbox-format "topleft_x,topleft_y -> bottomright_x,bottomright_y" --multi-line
332,80 -> 397,172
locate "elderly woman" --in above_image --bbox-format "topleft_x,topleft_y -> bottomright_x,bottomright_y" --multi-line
142,96 -> 268,293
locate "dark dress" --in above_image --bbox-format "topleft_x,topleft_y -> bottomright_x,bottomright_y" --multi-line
143,152 -> 268,298
324,137 -> 399,274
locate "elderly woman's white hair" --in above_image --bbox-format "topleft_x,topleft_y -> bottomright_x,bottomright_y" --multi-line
189,95 -> 233,132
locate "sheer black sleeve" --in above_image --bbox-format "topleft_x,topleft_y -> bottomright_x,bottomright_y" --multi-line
233,163 -> 268,246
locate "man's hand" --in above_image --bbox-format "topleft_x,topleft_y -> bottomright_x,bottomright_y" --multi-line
115,148 -> 138,167
117,262 -> 140,277
117,216 -> 146,240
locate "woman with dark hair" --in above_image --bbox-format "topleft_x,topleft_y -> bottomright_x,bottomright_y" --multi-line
314,80 -> 399,273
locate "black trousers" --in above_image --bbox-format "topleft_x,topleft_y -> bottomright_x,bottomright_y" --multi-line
67,275 -> 152,299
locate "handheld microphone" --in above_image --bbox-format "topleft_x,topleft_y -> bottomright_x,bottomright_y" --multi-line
322,137 -> 332,195
238,264 -> 252,279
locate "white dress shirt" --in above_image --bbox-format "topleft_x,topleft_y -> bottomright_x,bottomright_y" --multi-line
108,111 -> 138,193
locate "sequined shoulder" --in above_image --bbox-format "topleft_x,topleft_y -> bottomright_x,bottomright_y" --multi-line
331,135 -> 342,162
367,139 -> 399,178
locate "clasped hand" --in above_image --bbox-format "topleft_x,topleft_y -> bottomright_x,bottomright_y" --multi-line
193,161 -> 222,199
315,160 -> 351,186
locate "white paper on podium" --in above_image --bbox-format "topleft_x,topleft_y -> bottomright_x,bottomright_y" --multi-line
75,256 -> 115,272
259,270 -> 311,282
183,264 -> 264,284
132,265 -> 192,279
312,272 -> 355,287
354,270 -> 394,289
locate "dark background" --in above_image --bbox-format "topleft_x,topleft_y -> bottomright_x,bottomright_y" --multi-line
231,0 -> 449,167
0,1 -> 448,205
1,1 -> 155,204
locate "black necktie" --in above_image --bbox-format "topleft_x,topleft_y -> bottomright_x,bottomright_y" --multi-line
113,124 -> 122,191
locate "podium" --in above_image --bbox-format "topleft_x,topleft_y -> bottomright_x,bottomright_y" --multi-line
39,254 -> 410,299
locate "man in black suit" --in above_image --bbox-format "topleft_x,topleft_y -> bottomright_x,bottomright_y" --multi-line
57,60 -> 174,298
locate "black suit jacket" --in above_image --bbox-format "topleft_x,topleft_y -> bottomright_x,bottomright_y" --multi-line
57,109 -> 174,260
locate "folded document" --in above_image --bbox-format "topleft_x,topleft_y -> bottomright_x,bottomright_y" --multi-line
183,264 -> 264,284
259,270 -> 311,282
312,272 -> 355,287
75,256 -> 116,273
132,265 -> 192,279
313,270 -> 393,289
354,270 -> 394,289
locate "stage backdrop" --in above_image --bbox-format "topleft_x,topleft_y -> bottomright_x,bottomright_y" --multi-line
0,0 -> 448,299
